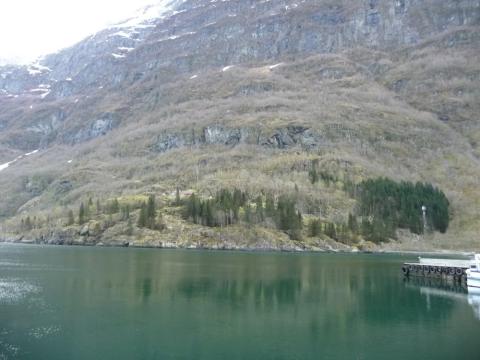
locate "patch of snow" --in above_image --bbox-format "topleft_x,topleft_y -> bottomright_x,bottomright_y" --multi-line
158,30 -> 197,42
65,77 -> 72,81
0,150 -> 39,173
269,63 -> 283,70
27,69 -> 42,76
27,63 -> 51,76
285,4 -> 299,10
118,47 -> 135,52
29,88 -> 50,97
111,0 -> 188,29
190,75 -> 198,79
0,162 -> 11,172
67,160 -> 73,164
222,65 -> 235,72
109,31 -> 132,38
112,53 -> 126,59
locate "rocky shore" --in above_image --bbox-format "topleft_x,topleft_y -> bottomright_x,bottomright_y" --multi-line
1,231 -> 462,255
0,222 -> 366,253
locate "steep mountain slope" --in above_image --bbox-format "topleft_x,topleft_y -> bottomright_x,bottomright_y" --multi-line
0,0 -> 479,250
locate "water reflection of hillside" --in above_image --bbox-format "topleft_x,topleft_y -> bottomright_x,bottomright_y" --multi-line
5,247 -> 480,360
52,250 -> 465,327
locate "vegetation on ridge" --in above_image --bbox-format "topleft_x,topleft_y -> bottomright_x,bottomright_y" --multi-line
11,171 -> 451,248
184,189 -> 303,240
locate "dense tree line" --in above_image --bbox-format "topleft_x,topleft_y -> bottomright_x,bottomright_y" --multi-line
63,195 -> 161,230
17,177 -> 448,246
137,195 -> 163,230
185,189 -> 247,227
184,189 -> 303,239
354,178 -> 449,242
306,177 -> 450,244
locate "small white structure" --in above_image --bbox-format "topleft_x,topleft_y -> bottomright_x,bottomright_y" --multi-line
466,254 -> 480,291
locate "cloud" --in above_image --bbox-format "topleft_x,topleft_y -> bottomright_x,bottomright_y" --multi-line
0,0 -> 155,64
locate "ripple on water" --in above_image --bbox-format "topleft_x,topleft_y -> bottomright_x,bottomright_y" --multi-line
0,261 -> 76,272
0,261 -> 25,268
28,325 -> 61,340
0,339 -> 20,359
0,279 -> 40,304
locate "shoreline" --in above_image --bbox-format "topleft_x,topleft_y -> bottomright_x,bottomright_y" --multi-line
0,238 -> 475,257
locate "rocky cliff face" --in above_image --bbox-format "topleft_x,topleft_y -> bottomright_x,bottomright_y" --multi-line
0,0 -> 479,250
2,0 -> 478,99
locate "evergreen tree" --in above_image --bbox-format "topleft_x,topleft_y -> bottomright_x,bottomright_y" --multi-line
265,194 -> 275,217
337,223 -> 349,244
276,196 -> 303,239
205,200 -> 215,227
320,172 -> 335,186
67,210 -> 75,226
309,219 -> 322,237
361,218 -> 373,240
244,204 -> 252,224
25,216 -> 32,231
126,218 -> 133,236
138,203 -> 147,228
146,195 -> 156,229
347,213 -> 358,233
175,187 -> 181,205
121,205 -> 130,221
78,203 -> 86,225
186,194 -> 200,224
107,214 -> 113,228
109,198 -> 120,214
325,222 -> 337,240
309,167 -> 319,184
255,196 -> 264,222
85,201 -> 90,218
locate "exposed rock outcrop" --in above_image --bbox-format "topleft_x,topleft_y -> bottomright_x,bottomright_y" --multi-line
152,125 -> 322,152
69,113 -> 118,144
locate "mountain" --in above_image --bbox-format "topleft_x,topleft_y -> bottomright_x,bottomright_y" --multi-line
0,0 -> 479,251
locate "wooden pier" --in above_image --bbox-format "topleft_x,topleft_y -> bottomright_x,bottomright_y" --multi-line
402,256 -> 474,283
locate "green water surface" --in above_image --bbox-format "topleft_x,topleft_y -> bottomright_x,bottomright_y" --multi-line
0,244 -> 479,359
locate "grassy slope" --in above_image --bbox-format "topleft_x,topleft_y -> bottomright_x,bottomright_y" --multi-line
0,29 -> 479,250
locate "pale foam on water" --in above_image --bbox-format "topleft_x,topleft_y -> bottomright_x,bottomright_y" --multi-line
0,279 -> 40,304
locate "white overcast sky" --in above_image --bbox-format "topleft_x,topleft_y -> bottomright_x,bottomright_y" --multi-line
0,0 -> 156,64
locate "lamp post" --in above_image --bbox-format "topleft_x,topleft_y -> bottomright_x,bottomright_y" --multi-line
422,205 -> 427,233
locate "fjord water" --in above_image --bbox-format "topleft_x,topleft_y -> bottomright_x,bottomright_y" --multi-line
1,245 -> 479,359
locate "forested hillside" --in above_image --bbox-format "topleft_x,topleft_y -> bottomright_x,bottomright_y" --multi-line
0,0 -> 479,251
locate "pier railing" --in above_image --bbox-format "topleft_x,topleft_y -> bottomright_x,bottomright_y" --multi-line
402,256 -> 474,282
